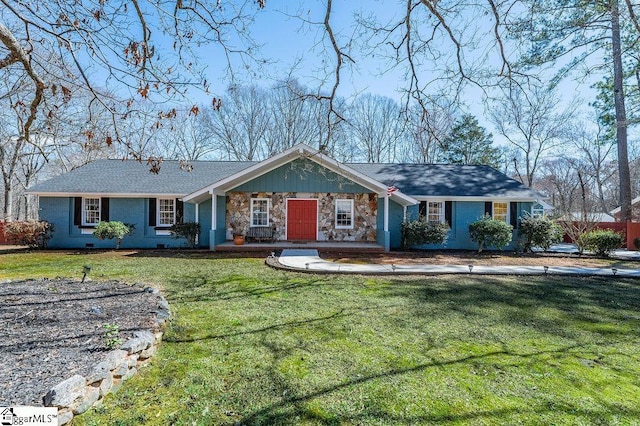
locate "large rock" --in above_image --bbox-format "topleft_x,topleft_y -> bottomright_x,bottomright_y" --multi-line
43,374 -> 85,407
57,410 -> 74,425
99,374 -> 113,397
121,337 -> 147,354
86,361 -> 110,384
73,386 -> 100,415
134,330 -> 155,348
104,350 -> 127,370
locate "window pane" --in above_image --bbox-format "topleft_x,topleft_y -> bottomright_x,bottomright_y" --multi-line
494,202 -> 508,222
251,199 -> 269,226
427,202 -> 443,223
158,198 -> 175,225
336,200 -> 353,228
84,198 -> 100,224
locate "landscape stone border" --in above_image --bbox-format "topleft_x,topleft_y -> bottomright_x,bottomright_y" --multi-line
42,287 -> 171,425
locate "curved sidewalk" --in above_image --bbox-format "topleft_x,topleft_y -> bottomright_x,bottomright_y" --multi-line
275,249 -> 640,277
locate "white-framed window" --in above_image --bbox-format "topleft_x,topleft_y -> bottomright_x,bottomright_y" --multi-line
251,198 -> 270,227
427,201 -> 445,223
493,201 -> 509,223
158,198 -> 176,226
532,205 -> 545,218
83,197 -> 101,226
335,199 -> 354,229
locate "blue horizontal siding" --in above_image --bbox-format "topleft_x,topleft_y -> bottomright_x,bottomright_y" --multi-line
39,197 -> 197,249
404,201 -> 534,250
233,159 -> 370,193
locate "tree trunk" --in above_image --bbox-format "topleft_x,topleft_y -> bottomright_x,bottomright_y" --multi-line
3,187 -> 12,221
611,0 -> 632,222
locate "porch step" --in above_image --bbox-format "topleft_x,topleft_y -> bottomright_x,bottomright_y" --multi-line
215,241 -> 384,253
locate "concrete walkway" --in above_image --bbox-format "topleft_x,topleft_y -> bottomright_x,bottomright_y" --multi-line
276,249 -> 640,277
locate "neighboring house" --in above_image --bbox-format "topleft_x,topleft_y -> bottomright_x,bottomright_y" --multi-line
28,144 -> 543,251
610,196 -> 640,222
558,212 -> 616,223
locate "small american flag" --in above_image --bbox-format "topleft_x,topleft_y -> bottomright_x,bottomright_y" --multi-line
386,185 -> 397,197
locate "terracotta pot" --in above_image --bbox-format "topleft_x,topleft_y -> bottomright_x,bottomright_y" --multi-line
233,235 -> 245,245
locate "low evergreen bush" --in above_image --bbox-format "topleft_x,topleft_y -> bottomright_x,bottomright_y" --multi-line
401,219 -> 450,249
579,229 -> 623,257
93,221 -> 131,249
468,215 -> 513,252
519,215 -> 563,252
169,222 -> 201,248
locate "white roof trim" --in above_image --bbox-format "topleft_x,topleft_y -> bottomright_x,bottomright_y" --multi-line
29,192 -> 185,199
183,143 -> 418,206
610,196 -> 640,214
411,196 -> 540,202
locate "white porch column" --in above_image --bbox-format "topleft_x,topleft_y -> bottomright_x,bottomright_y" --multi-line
209,193 -> 217,250
383,194 -> 390,252
194,203 -> 200,246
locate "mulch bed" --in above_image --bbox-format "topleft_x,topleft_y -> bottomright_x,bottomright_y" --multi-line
0,278 -> 163,406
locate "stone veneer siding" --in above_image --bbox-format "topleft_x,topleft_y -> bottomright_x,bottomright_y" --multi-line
226,192 -> 378,242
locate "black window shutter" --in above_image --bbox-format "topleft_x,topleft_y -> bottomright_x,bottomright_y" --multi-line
148,198 -> 157,227
419,201 -> 427,218
176,199 -> 184,223
101,198 -> 109,222
510,202 -> 518,228
484,201 -> 493,217
73,197 -> 82,226
445,201 -> 452,226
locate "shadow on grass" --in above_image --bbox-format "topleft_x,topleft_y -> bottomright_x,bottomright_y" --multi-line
233,343 -> 634,425
385,275 -> 640,335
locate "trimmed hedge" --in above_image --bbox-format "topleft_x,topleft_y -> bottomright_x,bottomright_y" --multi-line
3,220 -> 54,249
468,215 -> 513,252
401,219 -> 450,249
579,229 -> 623,257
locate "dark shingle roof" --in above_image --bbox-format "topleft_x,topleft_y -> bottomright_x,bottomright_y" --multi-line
30,159 -> 541,200
29,159 -> 254,195
347,163 -> 541,199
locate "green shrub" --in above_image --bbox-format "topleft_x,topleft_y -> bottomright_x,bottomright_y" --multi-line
93,221 -> 131,249
579,229 -> 623,257
3,220 -> 54,249
634,237 -> 640,250
401,219 -> 450,248
169,221 -> 201,248
519,214 -> 563,252
468,215 -> 513,252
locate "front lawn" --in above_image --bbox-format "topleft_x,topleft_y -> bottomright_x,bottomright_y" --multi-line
2,251 -> 640,425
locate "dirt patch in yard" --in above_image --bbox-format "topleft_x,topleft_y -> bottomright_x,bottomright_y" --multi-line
0,278 -> 163,406
325,250 -> 640,269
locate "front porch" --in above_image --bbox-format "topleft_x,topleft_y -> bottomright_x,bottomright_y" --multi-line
215,241 -> 385,253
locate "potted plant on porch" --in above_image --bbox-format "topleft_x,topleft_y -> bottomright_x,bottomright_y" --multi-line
230,218 -> 248,245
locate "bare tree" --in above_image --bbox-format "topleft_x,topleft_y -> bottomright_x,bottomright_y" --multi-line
264,80 -> 326,156
489,84 -> 576,187
568,122 -> 618,213
204,85 -> 271,161
347,94 -> 406,163
0,0 -> 265,160
157,111 -> 216,161
400,101 -> 456,163
509,0 -> 637,220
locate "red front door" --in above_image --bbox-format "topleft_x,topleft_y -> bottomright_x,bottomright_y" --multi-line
287,199 -> 317,240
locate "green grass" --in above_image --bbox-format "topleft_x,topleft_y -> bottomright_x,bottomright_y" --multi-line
2,250 -> 640,425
